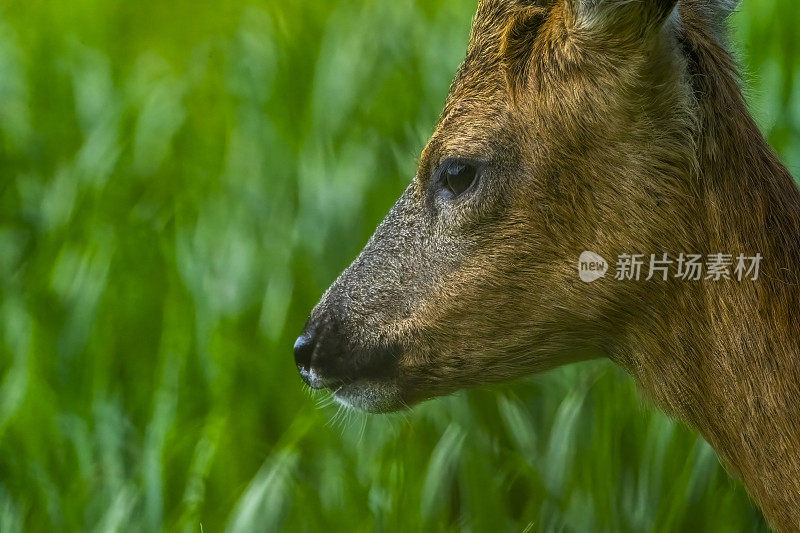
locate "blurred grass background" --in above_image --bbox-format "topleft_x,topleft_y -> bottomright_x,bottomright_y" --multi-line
0,0 -> 797,531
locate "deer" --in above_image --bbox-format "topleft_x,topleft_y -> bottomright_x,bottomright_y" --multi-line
293,0 -> 800,529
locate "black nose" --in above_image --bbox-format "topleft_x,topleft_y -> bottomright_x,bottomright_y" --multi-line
294,319 -> 343,389
293,313 -> 400,390
293,333 -> 314,373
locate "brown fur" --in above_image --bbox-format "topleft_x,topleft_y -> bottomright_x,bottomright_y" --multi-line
298,0 -> 800,528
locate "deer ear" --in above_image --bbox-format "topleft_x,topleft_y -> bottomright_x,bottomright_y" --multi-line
714,0 -> 740,17
565,0 -> 679,38
709,0 -> 741,28
500,8 -> 547,98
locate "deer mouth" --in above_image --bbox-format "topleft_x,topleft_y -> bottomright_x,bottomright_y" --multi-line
296,354 -> 404,413
327,378 -> 403,413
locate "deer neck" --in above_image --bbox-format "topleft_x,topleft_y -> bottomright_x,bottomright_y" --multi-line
613,23 -> 800,531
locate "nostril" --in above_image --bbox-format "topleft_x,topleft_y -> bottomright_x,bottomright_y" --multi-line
293,334 -> 315,372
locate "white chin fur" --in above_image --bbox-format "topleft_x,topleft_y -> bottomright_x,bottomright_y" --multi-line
332,380 -> 400,412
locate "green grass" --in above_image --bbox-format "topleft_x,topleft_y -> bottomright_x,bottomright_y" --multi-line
0,0 -> 798,531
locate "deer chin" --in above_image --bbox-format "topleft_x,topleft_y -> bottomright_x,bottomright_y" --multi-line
330,379 -> 403,413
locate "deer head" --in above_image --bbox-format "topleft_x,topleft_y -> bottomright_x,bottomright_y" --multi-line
292,0 -> 712,412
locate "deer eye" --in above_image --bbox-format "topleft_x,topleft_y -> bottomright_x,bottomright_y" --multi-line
436,158 -> 481,198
